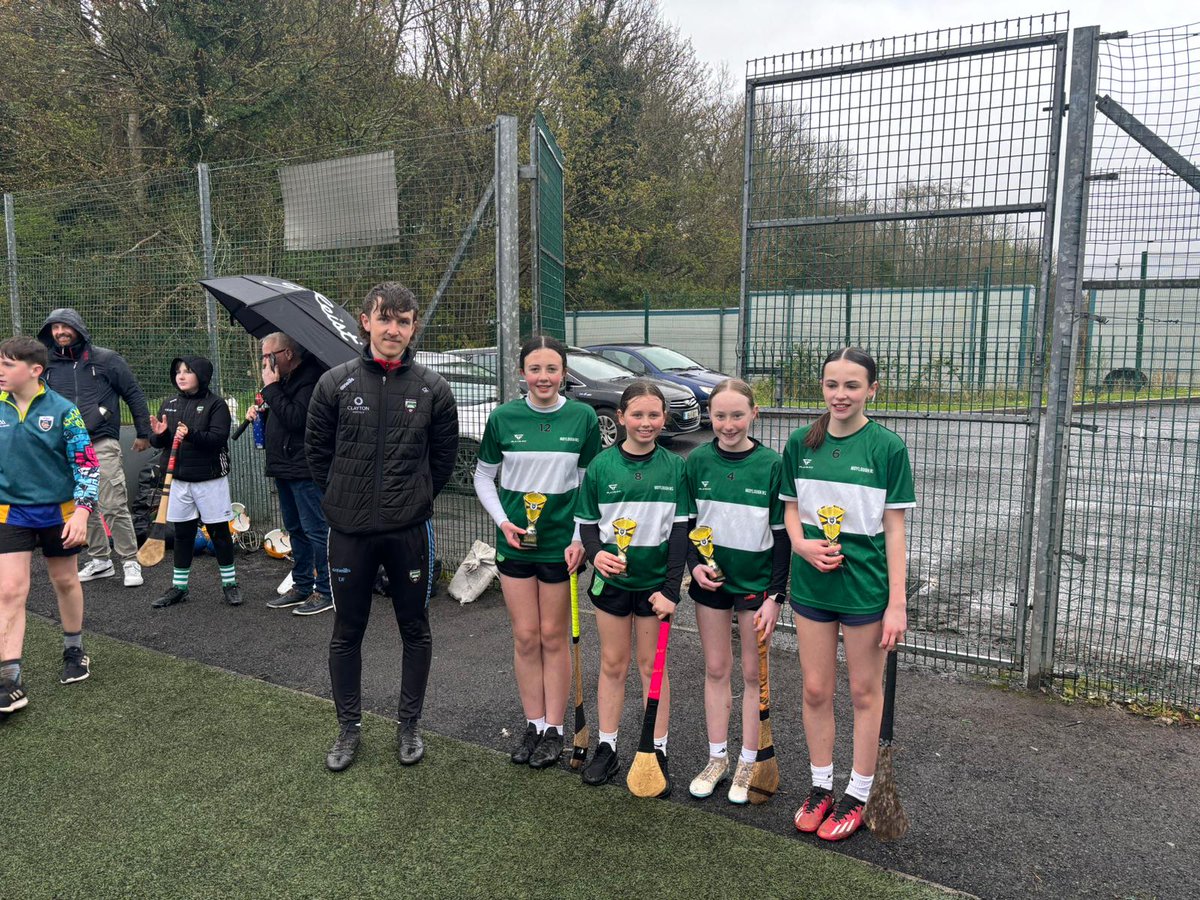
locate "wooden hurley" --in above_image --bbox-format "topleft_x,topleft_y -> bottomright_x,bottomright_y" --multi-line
569,571 -> 589,769
748,626 -> 779,803
626,616 -> 671,798
136,429 -> 183,568
864,650 -> 909,840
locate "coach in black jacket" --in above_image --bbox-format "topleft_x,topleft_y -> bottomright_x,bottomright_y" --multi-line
306,281 -> 458,773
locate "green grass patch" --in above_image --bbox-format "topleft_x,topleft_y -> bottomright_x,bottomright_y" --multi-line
3,619 -> 951,900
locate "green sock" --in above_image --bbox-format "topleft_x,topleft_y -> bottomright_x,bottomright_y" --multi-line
173,568 -> 190,590
219,564 -> 236,587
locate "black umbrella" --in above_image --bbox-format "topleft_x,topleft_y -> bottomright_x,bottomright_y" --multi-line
200,275 -> 364,369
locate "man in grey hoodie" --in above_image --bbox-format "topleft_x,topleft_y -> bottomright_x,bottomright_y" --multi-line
38,309 -> 152,587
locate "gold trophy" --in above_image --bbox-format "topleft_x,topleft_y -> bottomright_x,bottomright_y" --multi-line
521,493 -> 548,549
817,505 -> 846,544
688,525 -> 725,583
612,517 -> 638,571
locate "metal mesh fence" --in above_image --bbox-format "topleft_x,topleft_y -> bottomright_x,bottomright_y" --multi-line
532,113 -> 566,341
4,125 -> 501,570
743,15 -> 1069,670
1056,25 -> 1200,708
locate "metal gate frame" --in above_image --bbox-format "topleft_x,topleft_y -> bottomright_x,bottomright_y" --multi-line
739,20 -> 1071,673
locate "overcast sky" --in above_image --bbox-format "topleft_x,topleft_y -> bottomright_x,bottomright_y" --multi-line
656,1 -> 1198,77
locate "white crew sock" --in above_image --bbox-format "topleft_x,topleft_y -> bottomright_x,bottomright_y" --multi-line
708,741 -> 728,759
846,768 -> 874,802
811,762 -> 834,790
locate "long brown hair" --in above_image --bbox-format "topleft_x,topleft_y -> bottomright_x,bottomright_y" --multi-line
618,379 -> 667,413
804,347 -> 878,450
708,377 -> 756,408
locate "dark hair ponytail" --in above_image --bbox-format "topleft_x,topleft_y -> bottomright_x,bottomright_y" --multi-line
804,347 -> 878,450
518,334 -> 568,371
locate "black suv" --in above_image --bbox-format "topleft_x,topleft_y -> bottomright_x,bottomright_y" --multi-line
448,346 -> 701,447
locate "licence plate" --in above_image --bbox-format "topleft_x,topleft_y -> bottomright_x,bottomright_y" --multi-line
681,408 -> 698,421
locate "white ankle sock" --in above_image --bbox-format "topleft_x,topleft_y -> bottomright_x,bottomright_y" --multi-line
599,730 -> 618,751
811,762 -> 834,790
739,745 -> 757,764
528,716 -> 546,734
653,733 -> 668,754
846,769 -> 874,802
709,741 -> 728,758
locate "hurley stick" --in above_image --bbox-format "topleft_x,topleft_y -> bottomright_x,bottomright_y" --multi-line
569,571 -> 589,769
748,626 -> 779,803
136,429 -> 183,567
626,616 -> 671,798
864,650 -> 908,840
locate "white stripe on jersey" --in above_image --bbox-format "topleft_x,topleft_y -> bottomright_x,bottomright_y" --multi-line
499,450 -> 584,494
694,500 -> 773,553
586,499 -> 682,547
787,479 -> 907,537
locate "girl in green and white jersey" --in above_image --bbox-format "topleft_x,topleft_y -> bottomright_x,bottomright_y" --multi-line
474,336 -> 602,770
684,379 -> 789,804
782,347 -> 915,842
574,381 -> 691,793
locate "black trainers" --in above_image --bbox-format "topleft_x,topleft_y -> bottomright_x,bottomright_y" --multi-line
655,749 -> 672,799
397,720 -> 425,765
222,584 -> 243,606
581,742 -> 620,786
60,647 -> 90,684
326,724 -> 361,772
293,594 -> 334,616
267,587 -> 309,609
0,678 -> 28,713
528,726 -> 563,769
152,587 -> 189,609
511,722 -> 540,765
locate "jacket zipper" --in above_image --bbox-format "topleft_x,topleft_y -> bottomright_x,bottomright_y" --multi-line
375,373 -> 387,530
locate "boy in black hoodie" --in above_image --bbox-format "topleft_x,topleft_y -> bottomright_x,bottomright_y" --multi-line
148,356 -> 241,608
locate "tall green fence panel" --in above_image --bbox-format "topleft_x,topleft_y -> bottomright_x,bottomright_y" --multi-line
533,112 -> 566,341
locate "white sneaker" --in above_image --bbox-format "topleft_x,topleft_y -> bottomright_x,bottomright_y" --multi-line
123,560 -> 144,587
688,756 -> 729,799
78,559 -> 115,582
728,759 -> 754,805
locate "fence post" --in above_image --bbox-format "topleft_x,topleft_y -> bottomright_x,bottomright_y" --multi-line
495,115 -> 521,404
643,290 -> 650,344
844,286 -> 852,346
978,267 -> 991,389
737,84 -> 755,379
528,118 -> 541,337
197,164 -> 222,393
4,193 -> 20,334
1028,25 -> 1099,689
1135,248 -> 1148,374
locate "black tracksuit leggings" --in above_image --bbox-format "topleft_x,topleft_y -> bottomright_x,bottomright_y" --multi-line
328,521 -> 434,727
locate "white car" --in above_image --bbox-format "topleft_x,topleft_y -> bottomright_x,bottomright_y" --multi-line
414,351 -> 497,492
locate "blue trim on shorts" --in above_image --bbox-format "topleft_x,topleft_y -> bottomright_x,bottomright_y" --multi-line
790,600 -> 884,626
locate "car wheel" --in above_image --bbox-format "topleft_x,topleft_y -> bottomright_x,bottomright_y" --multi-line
595,407 -> 622,448
448,438 -> 479,493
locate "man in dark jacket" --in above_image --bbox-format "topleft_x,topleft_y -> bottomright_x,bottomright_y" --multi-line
306,281 -> 458,773
244,332 -> 331,616
38,309 -> 152,587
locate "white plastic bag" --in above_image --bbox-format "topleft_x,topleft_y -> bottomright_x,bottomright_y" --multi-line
449,540 -> 498,605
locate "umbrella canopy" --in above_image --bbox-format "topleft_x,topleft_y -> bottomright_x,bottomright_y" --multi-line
201,275 -> 364,369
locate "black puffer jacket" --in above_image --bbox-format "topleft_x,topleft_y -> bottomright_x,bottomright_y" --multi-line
306,346 -> 458,534
38,308 -> 151,442
260,355 -> 323,480
149,356 -> 231,483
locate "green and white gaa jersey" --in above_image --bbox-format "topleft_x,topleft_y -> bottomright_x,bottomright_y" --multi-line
575,445 -> 692,592
478,398 -> 601,562
781,420 -> 915,615
685,440 -> 785,595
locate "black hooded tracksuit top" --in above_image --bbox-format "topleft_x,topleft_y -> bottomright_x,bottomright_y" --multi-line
149,356 -> 231,483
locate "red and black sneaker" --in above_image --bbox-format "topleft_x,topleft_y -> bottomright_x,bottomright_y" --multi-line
817,793 -> 866,841
794,786 -> 835,833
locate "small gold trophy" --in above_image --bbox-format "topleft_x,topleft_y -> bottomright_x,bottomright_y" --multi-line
521,493 -> 548,549
612,517 -> 638,571
817,505 -> 846,563
688,525 -> 725,582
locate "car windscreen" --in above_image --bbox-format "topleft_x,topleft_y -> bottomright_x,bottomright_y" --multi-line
568,352 -> 635,382
638,346 -> 704,371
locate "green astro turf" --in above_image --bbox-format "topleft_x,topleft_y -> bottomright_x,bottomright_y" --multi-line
3,619 -> 951,900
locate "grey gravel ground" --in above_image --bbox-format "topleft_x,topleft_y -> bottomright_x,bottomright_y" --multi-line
25,551 -> 1199,900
